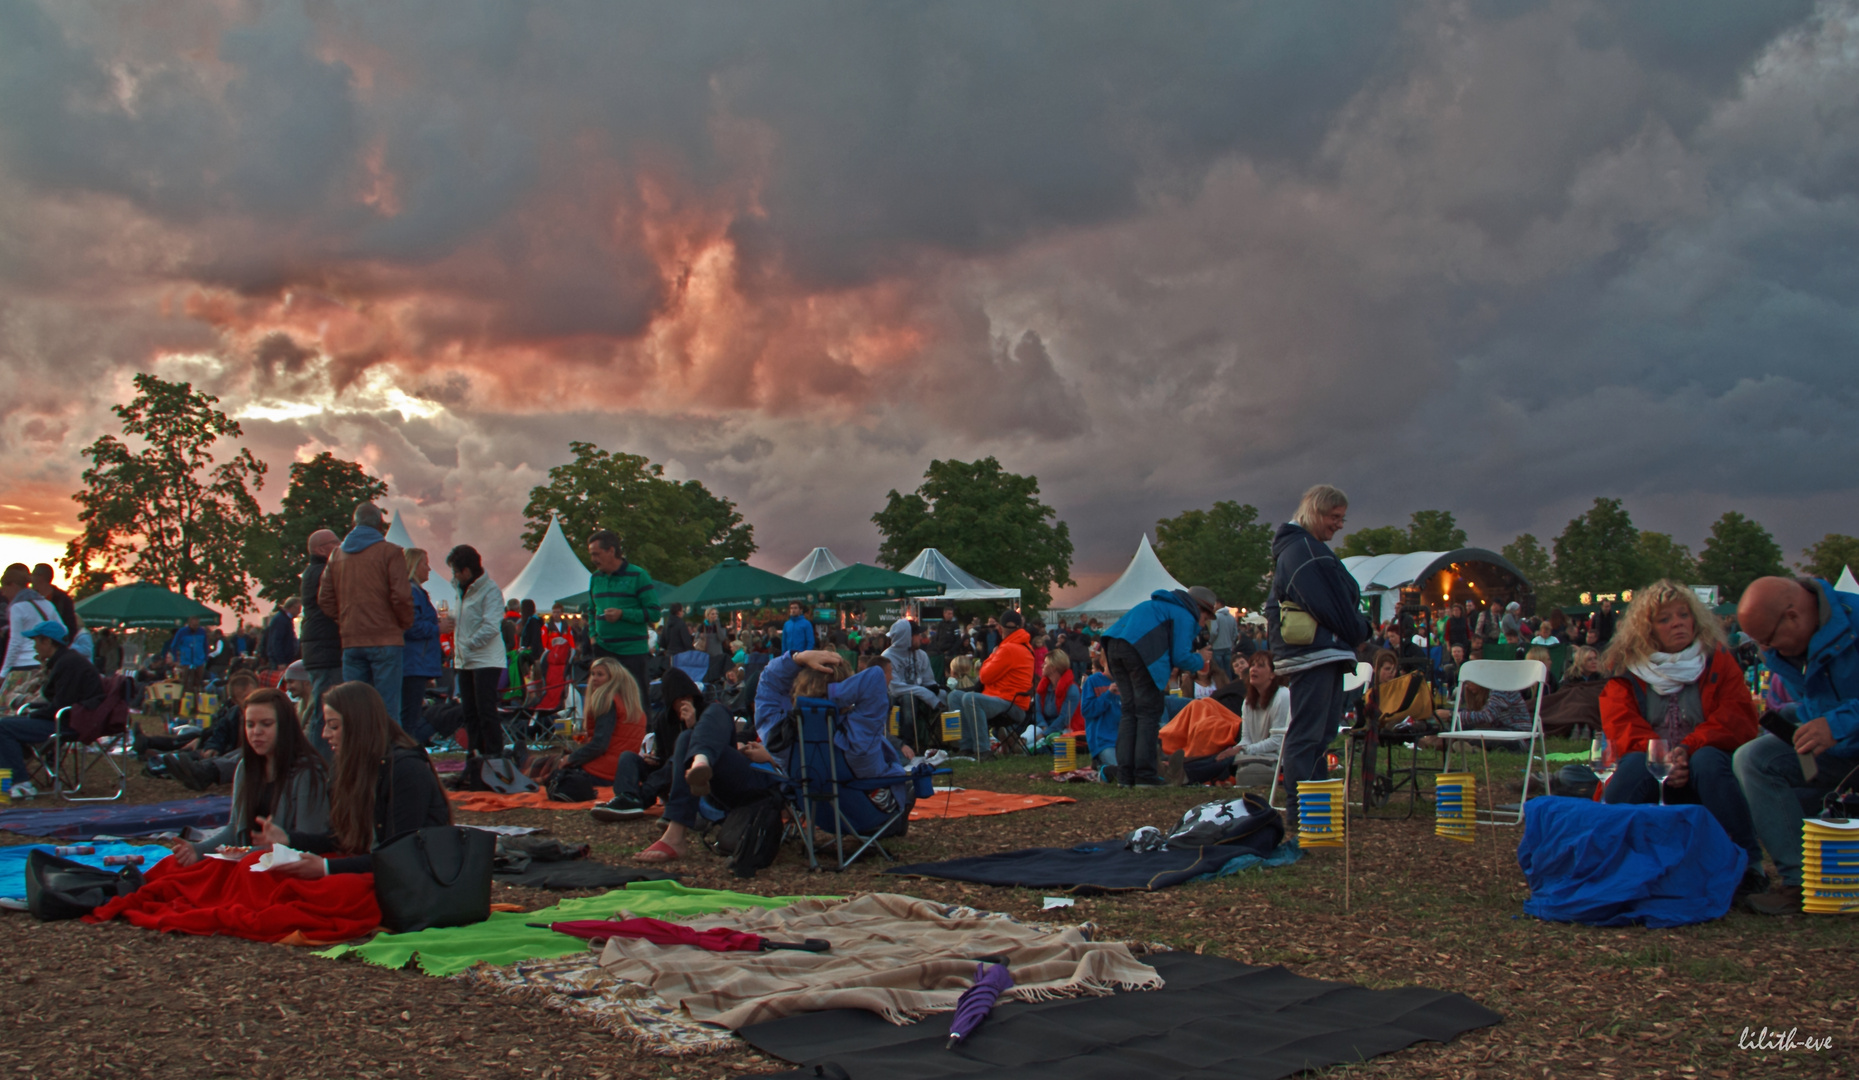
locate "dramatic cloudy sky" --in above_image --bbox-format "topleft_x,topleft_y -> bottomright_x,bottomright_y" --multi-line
2,0 -> 1855,601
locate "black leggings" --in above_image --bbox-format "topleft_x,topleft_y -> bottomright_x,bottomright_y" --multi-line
459,667 -> 505,757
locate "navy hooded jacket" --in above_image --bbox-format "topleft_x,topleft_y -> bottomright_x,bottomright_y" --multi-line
1265,522 -> 1372,673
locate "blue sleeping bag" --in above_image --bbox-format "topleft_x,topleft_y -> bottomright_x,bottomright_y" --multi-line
1516,798 -> 1742,928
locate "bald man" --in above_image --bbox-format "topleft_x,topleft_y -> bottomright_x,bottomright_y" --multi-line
298,528 -> 344,758
1732,575 -> 1859,915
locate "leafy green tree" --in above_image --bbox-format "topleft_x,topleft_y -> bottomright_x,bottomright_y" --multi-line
1501,533 -> 1555,597
1636,531 -> 1697,585
62,373 -> 267,612
1406,510 -> 1468,552
1695,511 -> 1784,603
522,442 -> 755,587
1334,525 -> 1411,559
1800,534 -> 1859,582
873,457 -> 1074,612
1552,498 -> 1643,601
1153,501 -> 1274,611
244,453 -> 390,605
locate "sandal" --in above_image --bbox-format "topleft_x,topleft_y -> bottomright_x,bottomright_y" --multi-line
635,840 -> 683,863
684,760 -> 713,798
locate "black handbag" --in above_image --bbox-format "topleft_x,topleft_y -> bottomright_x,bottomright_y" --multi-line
370,826 -> 494,933
26,848 -> 144,921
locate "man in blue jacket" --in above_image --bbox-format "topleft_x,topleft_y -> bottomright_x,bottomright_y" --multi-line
1733,576 -> 1859,915
1267,485 -> 1373,833
1101,585 -> 1217,786
782,601 -> 815,654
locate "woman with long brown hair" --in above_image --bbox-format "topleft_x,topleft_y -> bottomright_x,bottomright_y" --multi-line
261,680 -> 450,878
173,689 -> 328,865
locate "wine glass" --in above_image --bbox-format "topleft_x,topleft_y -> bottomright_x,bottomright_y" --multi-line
1589,733 -> 1616,786
1645,739 -> 1671,806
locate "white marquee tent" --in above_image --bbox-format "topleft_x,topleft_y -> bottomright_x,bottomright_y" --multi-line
504,515 -> 593,608
1058,534 -> 1184,617
784,547 -> 849,582
1839,566 -> 1859,594
898,548 -> 1020,604
385,510 -> 458,609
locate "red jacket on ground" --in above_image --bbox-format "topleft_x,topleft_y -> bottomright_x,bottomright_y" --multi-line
980,628 -> 1036,710
1600,648 -> 1757,758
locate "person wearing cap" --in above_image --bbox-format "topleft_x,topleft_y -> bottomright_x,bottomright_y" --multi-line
1100,585 -> 1218,786
0,620 -> 103,799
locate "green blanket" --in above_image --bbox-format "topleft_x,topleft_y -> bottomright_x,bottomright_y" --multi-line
315,880 -> 834,977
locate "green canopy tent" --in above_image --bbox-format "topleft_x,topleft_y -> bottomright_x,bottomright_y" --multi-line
659,558 -> 818,613
806,562 -> 945,603
74,582 -> 222,629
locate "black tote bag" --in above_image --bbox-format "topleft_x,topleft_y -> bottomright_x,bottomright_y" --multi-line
26,849 -> 144,921
371,826 -> 494,933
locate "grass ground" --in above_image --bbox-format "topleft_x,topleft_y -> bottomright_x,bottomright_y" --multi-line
1,726 -> 1854,1079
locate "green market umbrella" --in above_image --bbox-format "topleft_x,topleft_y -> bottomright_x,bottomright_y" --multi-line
74,582 -> 222,629
806,562 -> 945,603
660,559 -> 817,613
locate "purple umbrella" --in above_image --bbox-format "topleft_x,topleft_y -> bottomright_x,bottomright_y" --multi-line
946,961 -> 1014,1050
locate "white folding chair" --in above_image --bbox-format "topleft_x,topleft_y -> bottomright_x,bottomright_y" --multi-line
1435,659 -> 1550,826
1270,661 -> 1371,810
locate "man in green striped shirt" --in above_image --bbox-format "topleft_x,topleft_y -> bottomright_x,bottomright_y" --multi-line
586,528 -> 660,692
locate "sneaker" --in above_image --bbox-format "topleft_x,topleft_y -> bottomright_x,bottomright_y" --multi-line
1733,867 -> 1770,902
1133,777 -> 1169,788
1744,883 -> 1801,916
590,797 -> 646,823
1160,750 -> 1188,787
7,781 -> 38,800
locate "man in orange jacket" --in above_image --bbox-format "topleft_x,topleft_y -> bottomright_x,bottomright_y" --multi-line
946,609 -> 1036,757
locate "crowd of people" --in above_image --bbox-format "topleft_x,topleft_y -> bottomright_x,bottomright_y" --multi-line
3,488 -> 1855,915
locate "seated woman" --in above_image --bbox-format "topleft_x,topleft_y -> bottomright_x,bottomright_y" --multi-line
174,689 -> 328,865
1525,645 -> 1561,693
593,668 -> 702,822
1190,662 -> 1222,699
1437,682 -> 1532,732
1080,645 -> 1122,781
945,654 -> 979,693
757,649 -> 912,795
1028,651 -> 1083,743
1599,579 -> 1764,892
1172,651 -> 1289,786
260,681 -> 451,878
550,657 -> 646,798
1561,646 -> 1603,685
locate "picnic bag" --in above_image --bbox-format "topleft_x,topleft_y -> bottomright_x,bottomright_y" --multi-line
711,790 -> 786,879
546,766 -> 598,803
26,848 -> 144,921
371,826 -> 495,933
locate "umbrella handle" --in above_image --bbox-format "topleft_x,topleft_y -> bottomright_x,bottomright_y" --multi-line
760,938 -> 832,952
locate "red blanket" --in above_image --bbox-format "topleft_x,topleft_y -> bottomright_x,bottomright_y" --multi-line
85,852 -> 381,943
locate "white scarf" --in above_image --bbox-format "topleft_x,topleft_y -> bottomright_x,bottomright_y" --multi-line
1628,641 -> 1706,697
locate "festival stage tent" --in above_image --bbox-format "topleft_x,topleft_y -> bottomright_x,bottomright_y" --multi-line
504,515 -> 594,608
384,510 -> 458,608
1059,535 -> 1186,617
784,547 -> 849,582
1839,566 -> 1859,594
1342,548 -> 1533,623
897,548 -> 1020,605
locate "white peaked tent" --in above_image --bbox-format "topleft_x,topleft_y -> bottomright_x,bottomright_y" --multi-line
1060,535 -> 1186,617
899,548 -> 1020,604
1838,566 -> 1859,594
385,510 -> 458,608
504,515 -> 593,608
784,547 -> 849,582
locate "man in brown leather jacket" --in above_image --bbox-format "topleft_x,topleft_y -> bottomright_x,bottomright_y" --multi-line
318,502 -> 415,721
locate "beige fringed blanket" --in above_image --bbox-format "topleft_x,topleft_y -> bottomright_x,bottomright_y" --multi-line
594,892 -> 1163,1029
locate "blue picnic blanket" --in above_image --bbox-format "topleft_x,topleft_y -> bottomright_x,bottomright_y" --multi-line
0,842 -> 173,903
1517,798 -> 1742,928
0,795 -> 230,840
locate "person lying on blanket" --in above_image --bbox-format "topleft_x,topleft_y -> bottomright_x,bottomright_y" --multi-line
634,668 -> 784,863
256,681 -> 451,877
591,667 -> 702,822
172,688 -> 329,865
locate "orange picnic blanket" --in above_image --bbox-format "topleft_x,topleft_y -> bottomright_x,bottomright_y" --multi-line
910,789 -> 1074,820
447,787 -> 667,816
1159,699 -> 1243,759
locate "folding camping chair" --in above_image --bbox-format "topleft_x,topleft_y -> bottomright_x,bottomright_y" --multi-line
27,675 -> 134,802
786,696 -> 910,871
1272,662 -> 1371,810
1435,658 -> 1551,826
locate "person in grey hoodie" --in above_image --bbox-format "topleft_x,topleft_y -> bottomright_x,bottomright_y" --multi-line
1207,604 -> 1239,680
1266,484 -> 1373,832
883,618 -> 944,747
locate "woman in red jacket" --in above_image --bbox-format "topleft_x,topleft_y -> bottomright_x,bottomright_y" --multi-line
1599,579 -> 1764,891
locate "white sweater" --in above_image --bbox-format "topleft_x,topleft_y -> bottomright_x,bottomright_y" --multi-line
1,591 -> 59,680
453,575 -> 508,670
1238,685 -> 1291,757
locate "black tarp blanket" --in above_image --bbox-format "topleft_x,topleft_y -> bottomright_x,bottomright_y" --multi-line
734,951 -> 1502,1080
882,820 -> 1284,894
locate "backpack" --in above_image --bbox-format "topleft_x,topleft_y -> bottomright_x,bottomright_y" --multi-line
546,766 -> 598,803
710,790 -> 786,879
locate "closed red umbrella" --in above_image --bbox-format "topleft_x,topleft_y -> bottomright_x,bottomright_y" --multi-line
535,917 -> 828,953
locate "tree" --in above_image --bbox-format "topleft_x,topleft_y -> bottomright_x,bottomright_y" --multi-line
1154,501 -> 1274,611
244,453 -> 390,605
1800,534 -> 1859,582
873,457 -> 1074,612
1695,511 -> 1784,603
61,374 -> 268,612
1552,498 -> 1643,602
1334,525 -> 1412,559
522,442 -> 755,587
1406,510 -> 1468,552
1636,531 -> 1697,586
1501,533 -> 1554,596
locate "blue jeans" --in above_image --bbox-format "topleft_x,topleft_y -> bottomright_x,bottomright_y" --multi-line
0,714 -> 55,779
1606,747 -> 1761,868
1212,648 -> 1233,681
946,690 -> 1020,754
1733,734 -> 1859,888
304,666 -> 342,760
342,646 -> 404,722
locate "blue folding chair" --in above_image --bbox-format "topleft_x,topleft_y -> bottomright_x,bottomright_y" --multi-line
786,696 -> 922,871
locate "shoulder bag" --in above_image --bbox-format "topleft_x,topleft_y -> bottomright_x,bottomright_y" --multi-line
371,825 -> 494,933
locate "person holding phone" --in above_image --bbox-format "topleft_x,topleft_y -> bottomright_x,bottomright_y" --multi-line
1734,576 -> 1859,915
